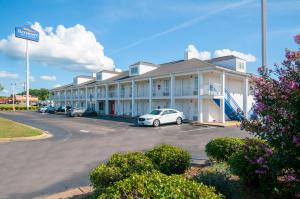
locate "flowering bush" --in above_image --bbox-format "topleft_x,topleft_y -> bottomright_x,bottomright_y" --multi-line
241,36 -> 300,197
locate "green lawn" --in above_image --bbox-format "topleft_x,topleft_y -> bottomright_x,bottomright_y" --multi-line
0,117 -> 43,138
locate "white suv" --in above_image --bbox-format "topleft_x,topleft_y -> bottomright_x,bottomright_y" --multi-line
138,109 -> 185,127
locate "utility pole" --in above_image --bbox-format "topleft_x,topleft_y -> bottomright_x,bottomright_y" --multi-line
261,0 -> 267,75
26,40 -> 30,110
11,83 -> 16,112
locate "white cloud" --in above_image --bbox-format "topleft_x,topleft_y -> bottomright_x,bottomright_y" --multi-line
40,75 -> 56,81
1,89 -> 9,93
54,84 -> 61,88
0,70 -> 19,78
0,22 -> 115,73
185,45 -> 211,60
214,49 -> 256,62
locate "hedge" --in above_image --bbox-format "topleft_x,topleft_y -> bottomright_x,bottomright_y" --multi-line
99,172 -> 223,199
0,105 -> 39,111
146,144 -> 191,175
205,137 -> 245,162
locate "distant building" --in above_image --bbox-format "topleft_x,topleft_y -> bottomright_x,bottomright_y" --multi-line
0,95 -> 38,105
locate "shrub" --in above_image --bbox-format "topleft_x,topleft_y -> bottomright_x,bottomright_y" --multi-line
146,144 -> 191,175
90,164 -> 122,190
195,163 -> 242,199
99,172 -> 223,199
205,137 -> 245,162
107,152 -> 155,177
228,138 -> 276,193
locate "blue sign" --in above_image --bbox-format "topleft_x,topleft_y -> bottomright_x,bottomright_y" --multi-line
15,26 -> 39,42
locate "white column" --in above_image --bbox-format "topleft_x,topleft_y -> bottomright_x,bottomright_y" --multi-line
94,85 -> 98,113
77,88 -> 80,108
243,77 -> 249,119
148,78 -> 152,112
197,71 -> 203,123
85,87 -> 88,109
220,71 -> 225,123
131,80 -> 135,117
64,89 -> 67,113
70,89 -> 73,108
170,74 -> 175,108
117,82 -> 120,115
105,84 -> 109,114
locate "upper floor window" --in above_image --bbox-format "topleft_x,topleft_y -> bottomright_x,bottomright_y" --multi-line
237,61 -> 245,70
96,73 -> 102,81
131,67 -> 138,75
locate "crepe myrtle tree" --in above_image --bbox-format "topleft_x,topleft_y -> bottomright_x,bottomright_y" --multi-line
241,35 -> 300,196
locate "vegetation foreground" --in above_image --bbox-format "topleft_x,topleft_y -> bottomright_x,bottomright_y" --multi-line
0,117 -> 42,138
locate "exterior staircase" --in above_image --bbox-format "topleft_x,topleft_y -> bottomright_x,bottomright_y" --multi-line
213,89 -> 244,121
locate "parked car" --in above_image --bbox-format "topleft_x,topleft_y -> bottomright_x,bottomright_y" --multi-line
68,108 -> 97,117
38,106 -> 49,113
56,106 -> 72,113
46,106 -> 56,114
138,109 -> 185,127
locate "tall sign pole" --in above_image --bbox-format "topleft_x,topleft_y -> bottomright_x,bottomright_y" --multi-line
261,0 -> 267,75
15,26 -> 39,110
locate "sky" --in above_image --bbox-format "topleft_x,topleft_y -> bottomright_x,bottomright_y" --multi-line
0,0 -> 299,96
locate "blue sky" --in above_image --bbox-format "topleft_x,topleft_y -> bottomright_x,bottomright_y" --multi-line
0,0 -> 299,96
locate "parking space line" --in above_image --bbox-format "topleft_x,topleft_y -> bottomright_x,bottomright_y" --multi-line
179,127 -> 215,133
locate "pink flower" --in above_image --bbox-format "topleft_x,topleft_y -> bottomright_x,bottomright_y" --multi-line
294,34 -> 300,44
288,81 -> 298,90
293,135 -> 300,147
295,192 -> 300,198
256,156 -> 265,164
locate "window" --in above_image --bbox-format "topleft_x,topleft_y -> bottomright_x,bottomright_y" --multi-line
96,73 -> 102,81
131,67 -> 138,75
237,62 -> 245,70
194,76 -> 198,90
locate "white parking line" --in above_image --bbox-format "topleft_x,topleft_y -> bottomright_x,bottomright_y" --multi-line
79,129 -> 90,133
179,127 -> 215,133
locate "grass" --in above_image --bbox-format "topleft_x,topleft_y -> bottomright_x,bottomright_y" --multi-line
0,117 -> 43,138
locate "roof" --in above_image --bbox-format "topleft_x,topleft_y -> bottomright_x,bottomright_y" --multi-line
96,71 -> 130,85
98,70 -> 122,74
208,55 -> 246,62
130,61 -> 157,67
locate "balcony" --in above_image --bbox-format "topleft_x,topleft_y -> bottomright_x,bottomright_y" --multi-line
120,91 -> 132,98
135,91 -> 149,98
175,88 -> 198,97
97,92 -> 105,99
152,91 -> 170,97
203,83 -> 222,95
108,91 -> 117,98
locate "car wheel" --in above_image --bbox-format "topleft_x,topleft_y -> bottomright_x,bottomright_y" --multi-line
176,117 -> 182,125
153,119 -> 160,127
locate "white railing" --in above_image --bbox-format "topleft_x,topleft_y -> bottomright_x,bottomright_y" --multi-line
175,88 -> 198,96
152,91 -> 170,97
120,91 -> 132,98
203,83 -> 222,95
136,91 -> 149,98
108,91 -> 117,98
97,92 -> 105,99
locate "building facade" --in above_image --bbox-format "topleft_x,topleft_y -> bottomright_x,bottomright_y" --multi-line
50,54 -> 254,123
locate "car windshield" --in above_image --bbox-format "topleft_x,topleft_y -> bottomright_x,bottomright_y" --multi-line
149,110 -> 162,115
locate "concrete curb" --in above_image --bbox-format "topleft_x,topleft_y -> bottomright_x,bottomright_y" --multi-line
35,186 -> 93,199
0,120 -> 52,143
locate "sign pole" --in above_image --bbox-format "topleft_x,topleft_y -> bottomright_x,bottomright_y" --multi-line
261,0 -> 267,75
26,39 -> 30,110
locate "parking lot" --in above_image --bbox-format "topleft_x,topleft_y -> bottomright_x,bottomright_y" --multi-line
0,111 -> 249,199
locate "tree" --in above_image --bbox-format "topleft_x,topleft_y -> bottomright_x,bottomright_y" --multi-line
0,83 -> 4,92
18,88 -> 49,100
241,35 -> 300,196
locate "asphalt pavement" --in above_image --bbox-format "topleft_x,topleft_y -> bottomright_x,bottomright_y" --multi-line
0,111 -> 250,199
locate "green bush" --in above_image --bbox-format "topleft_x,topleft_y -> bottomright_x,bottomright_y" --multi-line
205,137 -> 245,162
99,172 -> 223,199
146,144 -> 191,175
90,164 -> 122,190
90,152 -> 155,191
195,163 -> 242,199
107,152 -> 155,177
228,138 -> 276,193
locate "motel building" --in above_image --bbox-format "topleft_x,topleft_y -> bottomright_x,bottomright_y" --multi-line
50,51 -> 254,123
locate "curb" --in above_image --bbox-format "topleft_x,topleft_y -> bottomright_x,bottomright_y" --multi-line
0,120 -> 52,142
35,186 -> 93,199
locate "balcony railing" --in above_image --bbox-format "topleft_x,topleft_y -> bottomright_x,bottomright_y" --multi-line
135,91 -> 149,98
152,91 -> 170,97
175,88 -> 198,97
203,83 -> 222,95
97,92 -> 105,99
108,91 -> 117,98
120,91 -> 132,98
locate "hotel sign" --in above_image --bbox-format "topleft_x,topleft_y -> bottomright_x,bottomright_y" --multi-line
15,26 -> 39,42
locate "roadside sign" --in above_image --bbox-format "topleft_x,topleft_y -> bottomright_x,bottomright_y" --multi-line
15,26 -> 39,42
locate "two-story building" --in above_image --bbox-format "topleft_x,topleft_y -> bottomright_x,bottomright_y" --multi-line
51,52 -> 254,123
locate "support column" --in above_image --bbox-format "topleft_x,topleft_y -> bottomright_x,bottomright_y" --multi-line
131,80 -> 135,117
243,77 -> 249,119
77,88 -> 80,108
94,85 -> 98,113
148,78 -> 152,112
85,87 -> 88,109
117,82 -> 120,115
70,89 -> 73,108
105,84 -> 109,115
220,71 -> 225,123
170,74 -> 175,108
197,71 -> 203,123
64,89 -> 67,113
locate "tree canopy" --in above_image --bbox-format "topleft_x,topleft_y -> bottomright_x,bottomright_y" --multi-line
18,88 -> 49,100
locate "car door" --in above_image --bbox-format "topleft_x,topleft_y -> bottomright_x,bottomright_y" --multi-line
168,110 -> 178,122
159,110 -> 169,124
